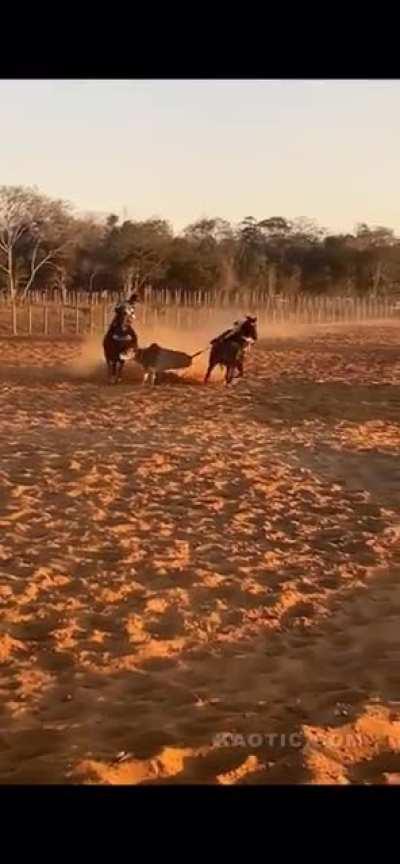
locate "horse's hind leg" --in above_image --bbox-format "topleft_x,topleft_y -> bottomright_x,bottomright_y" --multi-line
225,365 -> 235,385
204,362 -> 216,384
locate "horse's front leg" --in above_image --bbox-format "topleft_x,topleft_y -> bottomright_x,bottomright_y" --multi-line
108,361 -> 118,384
145,368 -> 157,386
115,360 -> 124,383
235,358 -> 244,378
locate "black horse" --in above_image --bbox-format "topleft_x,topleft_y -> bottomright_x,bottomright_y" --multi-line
103,305 -> 138,384
204,316 -> 258,385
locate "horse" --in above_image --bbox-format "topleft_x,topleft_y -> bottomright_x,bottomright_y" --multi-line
103,304 -> 138,384
204,316 -> 258,385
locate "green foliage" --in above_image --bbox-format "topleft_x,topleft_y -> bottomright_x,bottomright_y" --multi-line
1,185 -> 400,297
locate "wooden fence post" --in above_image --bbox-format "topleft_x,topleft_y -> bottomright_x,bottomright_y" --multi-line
3,291 -> 395,339
384,296 -> 389,319
12,303 -> 17,336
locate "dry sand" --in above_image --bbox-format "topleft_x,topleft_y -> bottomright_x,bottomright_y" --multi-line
0,319 -> 400,784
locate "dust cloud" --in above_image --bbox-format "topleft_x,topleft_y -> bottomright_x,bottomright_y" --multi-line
66,307 -> 316,384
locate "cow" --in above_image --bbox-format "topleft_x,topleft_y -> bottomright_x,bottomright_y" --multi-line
123,343 -> 203,384
204,316 -> 258,385
103,304 -> 138,384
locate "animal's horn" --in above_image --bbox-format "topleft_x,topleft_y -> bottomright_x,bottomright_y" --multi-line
190,349 -> 206,359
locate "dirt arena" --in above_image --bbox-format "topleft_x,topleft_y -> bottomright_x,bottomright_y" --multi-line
0,318 -> 400,785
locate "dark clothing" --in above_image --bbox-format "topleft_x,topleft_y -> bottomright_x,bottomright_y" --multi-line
210,322 -> 242,345
109,318 -> 137,345
103,308 -> 138,383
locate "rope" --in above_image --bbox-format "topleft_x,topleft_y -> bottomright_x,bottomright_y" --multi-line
190,347 -> 209,359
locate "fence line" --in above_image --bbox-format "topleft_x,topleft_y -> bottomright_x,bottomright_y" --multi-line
1,286 -> 400,310
0,293 -> 399,338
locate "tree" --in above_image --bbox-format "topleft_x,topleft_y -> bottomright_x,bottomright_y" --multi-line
0,185 -> 73,300
352,224 -> 399,293
105,218 -> 172,294
67,217 -> 109,294
0,186 -> 36,299
182,218 -> 235,292
2,181 -> 400,300
235,218 -> 265,284
184,218 -> 233,247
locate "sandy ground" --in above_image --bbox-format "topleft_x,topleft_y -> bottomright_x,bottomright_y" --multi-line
0,319 -> 400,785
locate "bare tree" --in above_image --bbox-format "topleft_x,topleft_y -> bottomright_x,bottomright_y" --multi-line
0,186 -> 35,299
0,185 -> 73,300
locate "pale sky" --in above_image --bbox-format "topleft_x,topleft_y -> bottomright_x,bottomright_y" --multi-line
1,79 -> 400,234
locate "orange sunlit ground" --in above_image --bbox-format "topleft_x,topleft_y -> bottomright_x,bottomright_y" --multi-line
0,322 -> 400,784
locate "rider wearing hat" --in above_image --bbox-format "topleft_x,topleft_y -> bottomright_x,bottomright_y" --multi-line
110,301 -> 136,346
211,319 -> 244,345
113,291 -> 139,318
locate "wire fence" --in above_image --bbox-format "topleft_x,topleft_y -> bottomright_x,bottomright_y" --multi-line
0,290 -> 399,338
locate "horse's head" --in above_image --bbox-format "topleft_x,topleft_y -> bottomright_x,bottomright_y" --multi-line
240,315 -> 258,343
114,302 -> 134,329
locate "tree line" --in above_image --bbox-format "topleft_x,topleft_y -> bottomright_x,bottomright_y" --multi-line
1,185 -> 400,301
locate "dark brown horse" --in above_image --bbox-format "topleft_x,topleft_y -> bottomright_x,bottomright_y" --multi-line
103,305 -> 138,384
204,316 -> 258,384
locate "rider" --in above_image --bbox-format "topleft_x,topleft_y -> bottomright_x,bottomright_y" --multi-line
211,319 -> 245,345
127,291 -> 139,311
112,290 -> 139,321
109,303 -> 138,358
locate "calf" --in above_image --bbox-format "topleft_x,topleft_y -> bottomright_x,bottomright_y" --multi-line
125,343 -> 201,384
